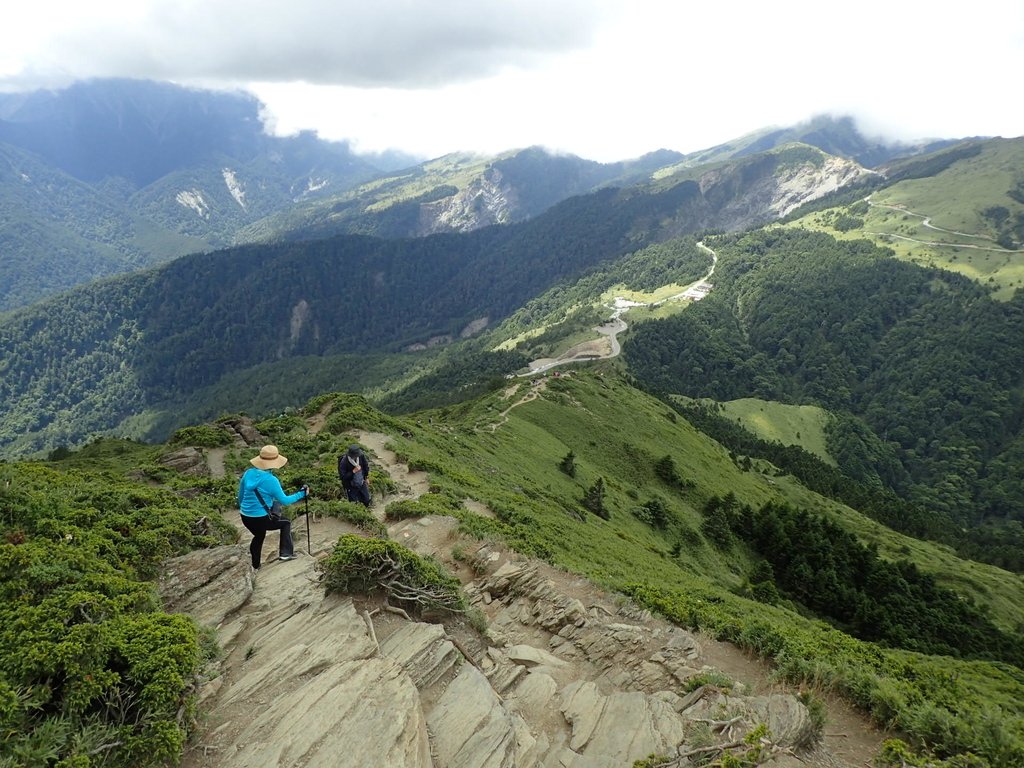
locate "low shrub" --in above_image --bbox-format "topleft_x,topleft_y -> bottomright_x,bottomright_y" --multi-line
320,501 -> 388,537
384,493 -> 461,522
318,535 -> 465,614
168,425 -> 233,448
0,463 -> 222,767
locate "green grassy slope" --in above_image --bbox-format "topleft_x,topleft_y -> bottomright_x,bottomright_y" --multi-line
7,374 -> 1024,766
337,375 -> 1024,765
688,397 -> 835,465
787,137 -> 1024,299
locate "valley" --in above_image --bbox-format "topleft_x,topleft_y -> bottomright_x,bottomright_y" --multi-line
520,242 -> 718,376
2,81 -> 1023,768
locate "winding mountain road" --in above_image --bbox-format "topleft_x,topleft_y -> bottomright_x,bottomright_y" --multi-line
864,195 -> 1024,253
521,241 -> 717,377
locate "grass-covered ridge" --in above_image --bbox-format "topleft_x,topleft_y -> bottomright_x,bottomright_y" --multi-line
690,397 -> 835,465
5,376 -> 1024,766
786,137 -> 1024,300
362,371 -> 1024,766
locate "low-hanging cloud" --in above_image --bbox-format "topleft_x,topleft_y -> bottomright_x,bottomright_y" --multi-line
5,0 -> 610,89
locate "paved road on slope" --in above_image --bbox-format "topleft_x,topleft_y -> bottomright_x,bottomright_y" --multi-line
864,195 -> 1024,253
520,241 -> 718,377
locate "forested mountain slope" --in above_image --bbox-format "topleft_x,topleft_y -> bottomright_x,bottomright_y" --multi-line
624,227 -> 1024,567
0,140 -> 208,308
0,183 -> 687,454
0,80 -> 384,309
0,140 -> 862,456
0,80 -> 683,310
241,146 -> 687,243
3,79 -> 942,312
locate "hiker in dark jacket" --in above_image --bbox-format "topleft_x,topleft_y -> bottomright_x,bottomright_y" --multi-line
338,444 -> 371,506
238,445 -> 309,569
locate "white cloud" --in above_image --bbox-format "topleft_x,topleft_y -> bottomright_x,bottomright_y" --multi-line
1,0 -> 608,88
1,0 -> 1021,162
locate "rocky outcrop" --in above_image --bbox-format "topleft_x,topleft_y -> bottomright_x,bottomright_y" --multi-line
160,544 -> 253,627
458,556 -> 817,766
217,416 -> 266,448
159,446 -> 210,476
168,530 -> 825,768
695,149 -> 872,231
417,169 -> 517,235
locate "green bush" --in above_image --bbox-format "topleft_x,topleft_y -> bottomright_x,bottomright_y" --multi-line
317,393 -> 406,435
320,501 -> 388,538
167,425 -> 232,448
384,493 -> 461,522
0,463 -> 222,767
318,535 -> 465,613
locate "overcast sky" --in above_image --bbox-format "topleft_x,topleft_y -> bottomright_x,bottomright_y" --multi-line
2,0 -> 1022,162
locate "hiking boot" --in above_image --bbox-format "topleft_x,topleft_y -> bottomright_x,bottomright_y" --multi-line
278,554 -> 296,561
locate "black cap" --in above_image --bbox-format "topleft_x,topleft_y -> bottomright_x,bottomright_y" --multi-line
347,444 -> 361,456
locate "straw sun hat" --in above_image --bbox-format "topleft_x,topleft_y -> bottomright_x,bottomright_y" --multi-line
250,444 -> 288,470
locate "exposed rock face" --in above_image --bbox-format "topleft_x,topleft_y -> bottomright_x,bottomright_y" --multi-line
696,152 -> 872,231
160,544 -> 253,627
218,416 -> 266,448
159,446 -> 210,476
418,168 -> 518,235
171,533 -> 823,768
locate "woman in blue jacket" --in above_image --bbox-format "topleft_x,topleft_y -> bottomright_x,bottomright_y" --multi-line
238,444 -> 309,569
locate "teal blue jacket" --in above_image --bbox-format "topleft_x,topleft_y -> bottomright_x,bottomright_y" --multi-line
238,467 -> 306,517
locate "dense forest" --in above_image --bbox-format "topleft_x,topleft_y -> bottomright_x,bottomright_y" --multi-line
0,179 -> 709,455
704,493 -> 1024,664
625,228 -> 1024,560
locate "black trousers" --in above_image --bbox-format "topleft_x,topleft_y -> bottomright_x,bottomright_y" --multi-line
346,483 -> 371,507
240,514 -> 293,568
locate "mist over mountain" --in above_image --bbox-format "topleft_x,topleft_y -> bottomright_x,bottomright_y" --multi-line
0,80 -> 383,309
0,79 -> 367,187
671,114 -> 964,171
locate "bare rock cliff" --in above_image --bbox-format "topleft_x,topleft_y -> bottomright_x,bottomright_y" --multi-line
417,169 -> 518,235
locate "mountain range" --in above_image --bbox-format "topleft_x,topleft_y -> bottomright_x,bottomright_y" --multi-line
3,78 -> 1024,768
0,79 -> 954,312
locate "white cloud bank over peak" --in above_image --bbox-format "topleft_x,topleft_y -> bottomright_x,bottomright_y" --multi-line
1,0 -> 1021,163
0,0 -> 610,89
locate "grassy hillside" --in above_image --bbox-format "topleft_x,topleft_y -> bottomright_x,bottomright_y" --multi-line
6,374 -> 1024,766
624,227 -> 1024,568
273,377 -> 1024,766
787,137 -> 1024,300
684,397 -> 835,465
367,374 -> 1024,766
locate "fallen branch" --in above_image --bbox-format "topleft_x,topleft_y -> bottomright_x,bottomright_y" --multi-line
678,740 -> 745,758
444,633 -> 479,669
86,741 -> 123,756
693,715 -> 745,731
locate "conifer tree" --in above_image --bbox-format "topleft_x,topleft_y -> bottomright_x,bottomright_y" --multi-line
581,477 -> 608,519
559,449 -> 577,478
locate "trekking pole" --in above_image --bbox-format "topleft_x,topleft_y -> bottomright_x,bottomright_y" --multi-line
304,492 -> 311,556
